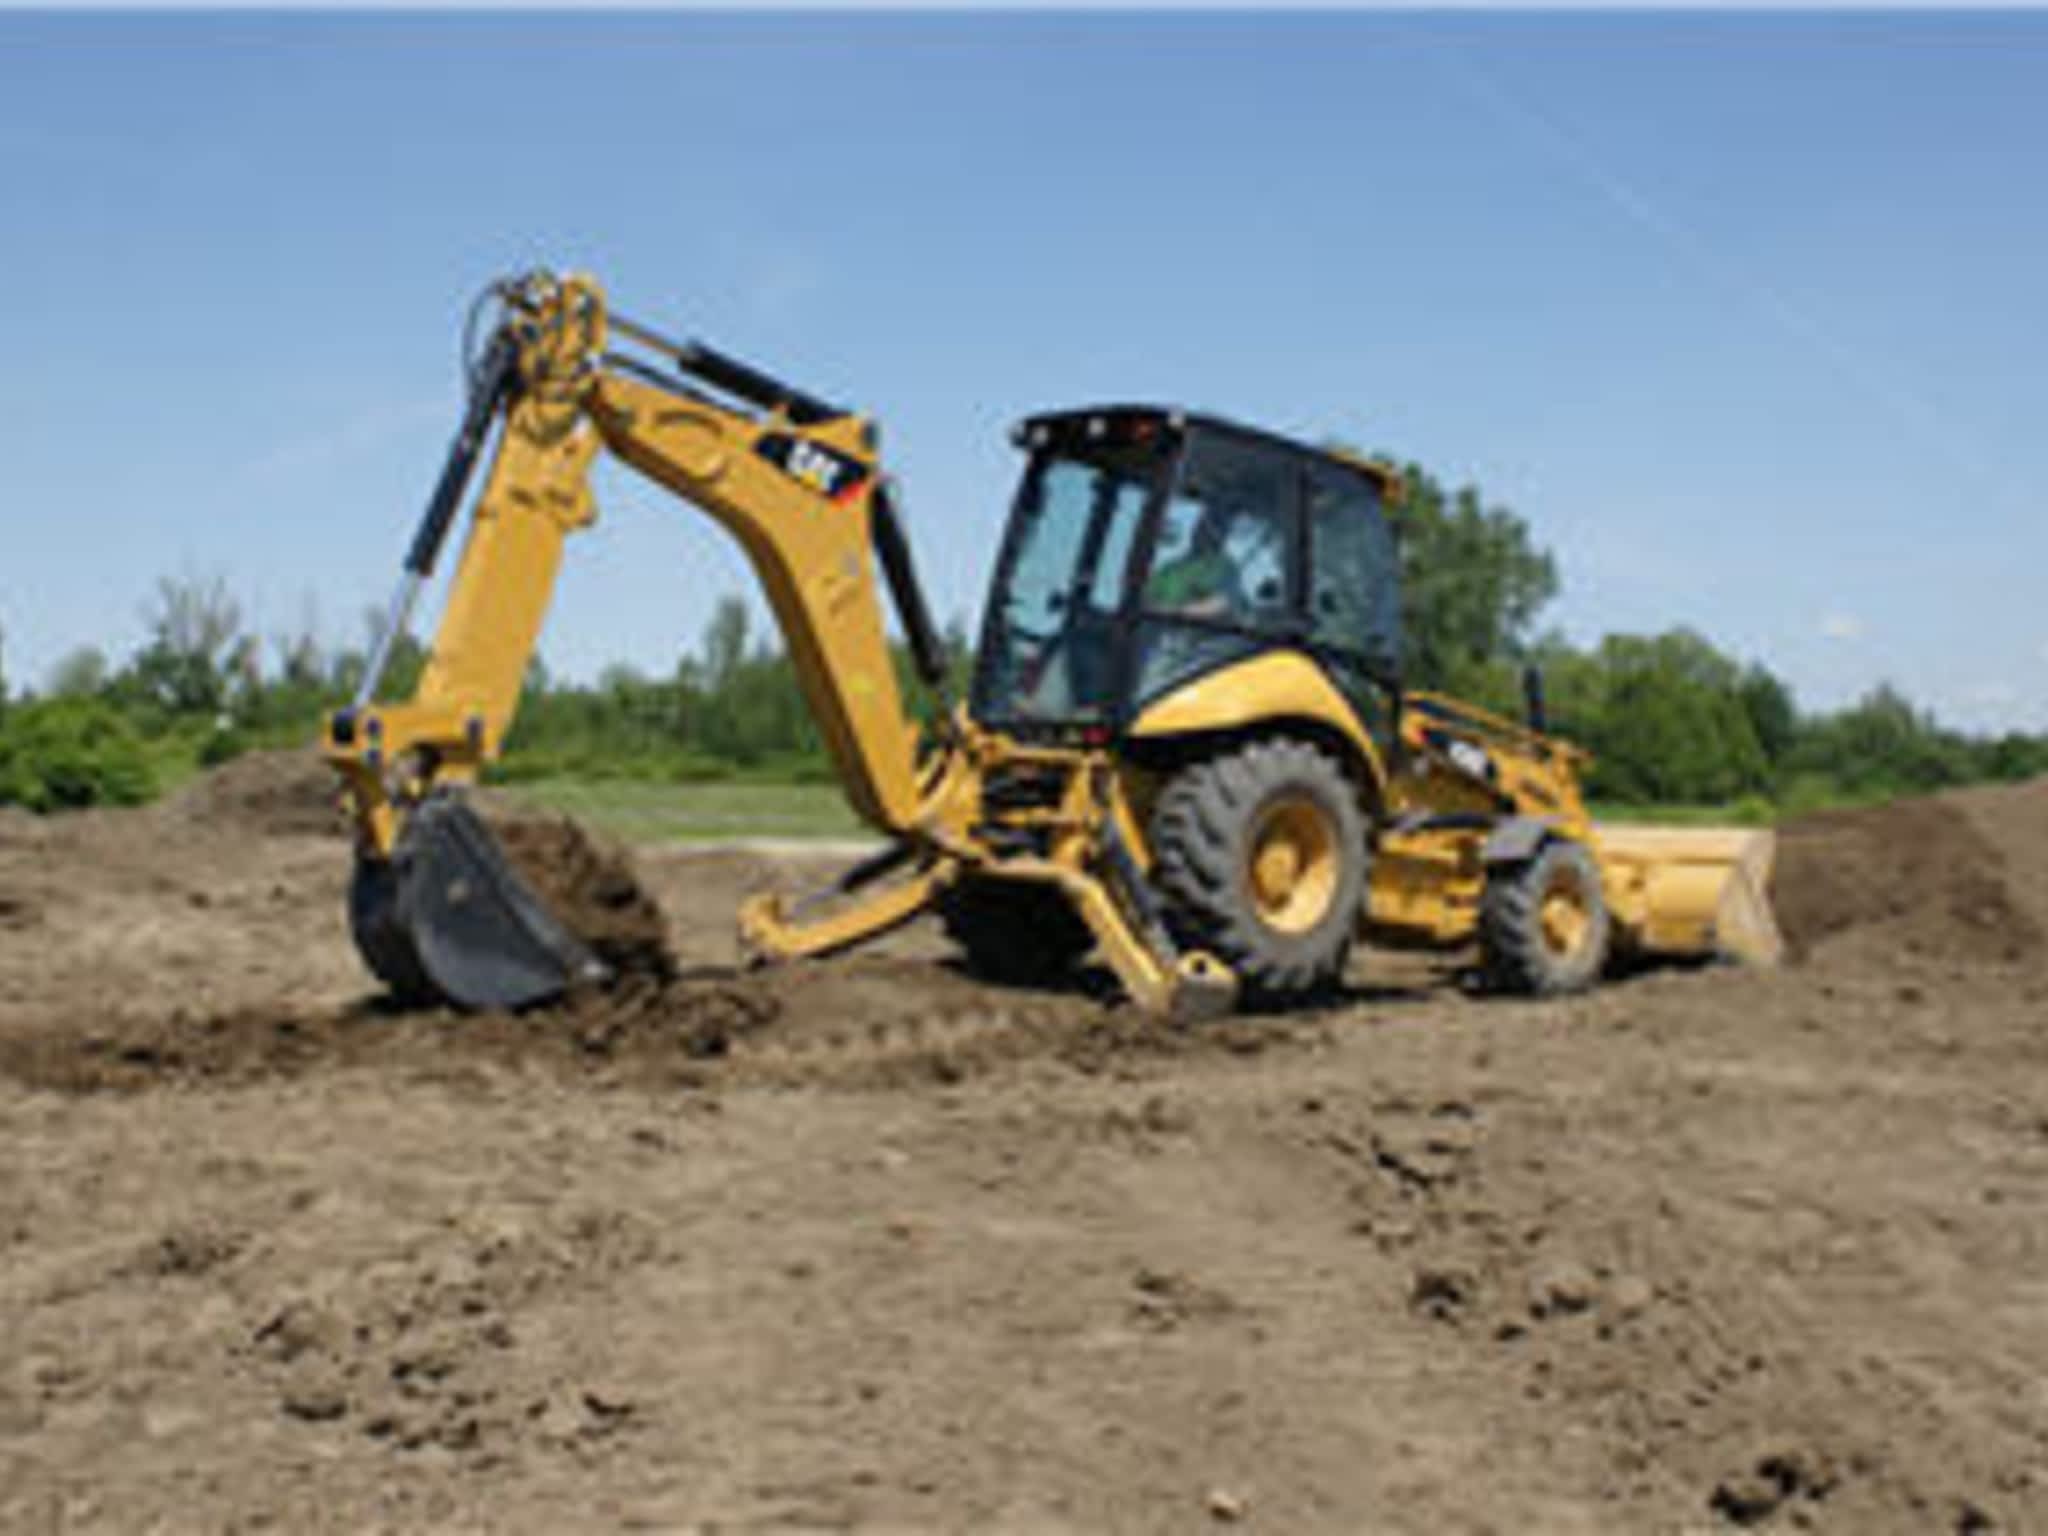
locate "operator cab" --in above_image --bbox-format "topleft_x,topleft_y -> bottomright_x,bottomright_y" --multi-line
971,405 -> 1403,742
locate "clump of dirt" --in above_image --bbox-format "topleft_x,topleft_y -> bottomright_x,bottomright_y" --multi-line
488,815 -> 675,983
161,748 -> 348,839
1771,795 -> 2043,965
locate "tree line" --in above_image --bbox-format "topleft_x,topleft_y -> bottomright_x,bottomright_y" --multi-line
0,464 -> 2040,813
0,578 -> 968,812
1386,463 -> 2048,810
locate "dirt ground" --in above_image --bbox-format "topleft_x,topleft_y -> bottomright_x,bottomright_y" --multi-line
1,750 -> 2044,1534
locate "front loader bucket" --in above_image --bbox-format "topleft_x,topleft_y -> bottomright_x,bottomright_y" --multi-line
1593,824 -> 1784,967
349,791 -> 609,1011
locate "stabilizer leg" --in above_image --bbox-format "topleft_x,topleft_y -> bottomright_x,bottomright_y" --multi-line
739,844 -> 948,961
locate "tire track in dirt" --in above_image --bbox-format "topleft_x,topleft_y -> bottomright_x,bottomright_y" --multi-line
0,961 -> 1332,1098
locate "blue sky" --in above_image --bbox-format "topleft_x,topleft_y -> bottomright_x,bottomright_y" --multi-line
1,11 -> 2042,730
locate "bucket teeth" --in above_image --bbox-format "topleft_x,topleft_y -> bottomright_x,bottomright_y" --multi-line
351,791 -> 608,1012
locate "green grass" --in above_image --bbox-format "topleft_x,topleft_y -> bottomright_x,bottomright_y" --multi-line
513,778 -> 1845,844
1589,798 -> 1779,828
501,776 -> 865,843
1592,780 -> 1914,828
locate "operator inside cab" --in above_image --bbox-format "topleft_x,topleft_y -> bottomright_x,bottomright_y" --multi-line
1144,505 -> 1241,616
1144,464 -> 1289,626
975,407 -> 1402,733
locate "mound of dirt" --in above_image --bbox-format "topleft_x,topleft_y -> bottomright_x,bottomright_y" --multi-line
163,748 -> 348,839
1948,775 -> 2048,933
489,815 -> 676,983
1772,794 -> 2045,966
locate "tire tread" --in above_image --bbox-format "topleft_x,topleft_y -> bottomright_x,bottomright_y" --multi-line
1149,738 -> 1367,1006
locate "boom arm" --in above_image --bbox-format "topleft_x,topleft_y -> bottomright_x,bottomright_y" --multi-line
328,269 -> 1234,1022
328,271 -> 944,851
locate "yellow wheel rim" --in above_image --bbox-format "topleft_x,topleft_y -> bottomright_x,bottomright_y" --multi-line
1246,795 -> 1340,935
1539,866 -> 1593,957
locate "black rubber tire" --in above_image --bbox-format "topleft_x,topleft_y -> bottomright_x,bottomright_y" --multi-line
938,877 -> 1094,986
1479,838 -> 1612,996
1148,737 -> 1368,1006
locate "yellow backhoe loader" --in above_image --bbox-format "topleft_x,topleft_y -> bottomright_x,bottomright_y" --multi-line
323,271 -> 1780,1019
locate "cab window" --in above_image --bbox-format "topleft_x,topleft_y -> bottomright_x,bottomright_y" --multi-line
1142,433 -> 1298,633
1306,463 -> 1400,672
973,448 -> 1153,723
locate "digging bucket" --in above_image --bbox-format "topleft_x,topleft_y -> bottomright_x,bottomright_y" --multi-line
349,790 -> 609,1011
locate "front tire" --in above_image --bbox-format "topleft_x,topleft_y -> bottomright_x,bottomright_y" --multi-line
1479,838 -> 1611,995
1149,738 -> 1368,1007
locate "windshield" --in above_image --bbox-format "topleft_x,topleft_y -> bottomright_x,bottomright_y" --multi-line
972,443 -> 1156,723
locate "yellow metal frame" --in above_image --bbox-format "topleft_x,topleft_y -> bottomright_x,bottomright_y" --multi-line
735,717 -> 1233,1016
1127,650 -> 1390,792
327,268 -> 1775,1016
325,271 -> 1237,1018
1368,690 -> 1779,965
327,272 -> 925,853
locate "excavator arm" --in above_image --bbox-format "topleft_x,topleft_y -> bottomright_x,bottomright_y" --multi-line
330,271 -> 943,850
324,271 -> 968,1007
327,270 -> 1232,1019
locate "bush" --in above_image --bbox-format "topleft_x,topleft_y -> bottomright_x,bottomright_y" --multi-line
199,724 -> 249,768
0,697 -> 157,812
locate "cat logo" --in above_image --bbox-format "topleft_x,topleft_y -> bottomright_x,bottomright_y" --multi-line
755,432 -> 871,505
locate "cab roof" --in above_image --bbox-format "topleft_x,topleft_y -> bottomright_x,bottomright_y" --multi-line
1012,403 -> 1404,504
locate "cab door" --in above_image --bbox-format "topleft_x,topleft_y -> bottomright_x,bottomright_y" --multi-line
1302,458 -> 1403,754
1124,427 -> 1306,717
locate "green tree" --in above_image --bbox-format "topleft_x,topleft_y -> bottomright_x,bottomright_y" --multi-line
1791,683 -> 1971,796
1978,731 -> 2048,783
701,597 -> 751,692
1737,664 -> 1798,772
46,646 -> 110,699
1610,634 -> 1766,802
329,605 -> 429,703
687,598 -> 821,766
124,572 -> 247,717
1388,467 -> 1559,695
273,605 -> 327,692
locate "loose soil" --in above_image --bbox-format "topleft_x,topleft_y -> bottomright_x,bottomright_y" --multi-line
491,815 -> 675,983
1772,794 -> 2045,966
159,746 -> 352,841
0,765 -> 2044,1533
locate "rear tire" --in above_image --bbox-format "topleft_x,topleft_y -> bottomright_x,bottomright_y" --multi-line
1149,738 -> 1367,1007
1479,838 -> 1611,995
939,878 -> 1093,986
